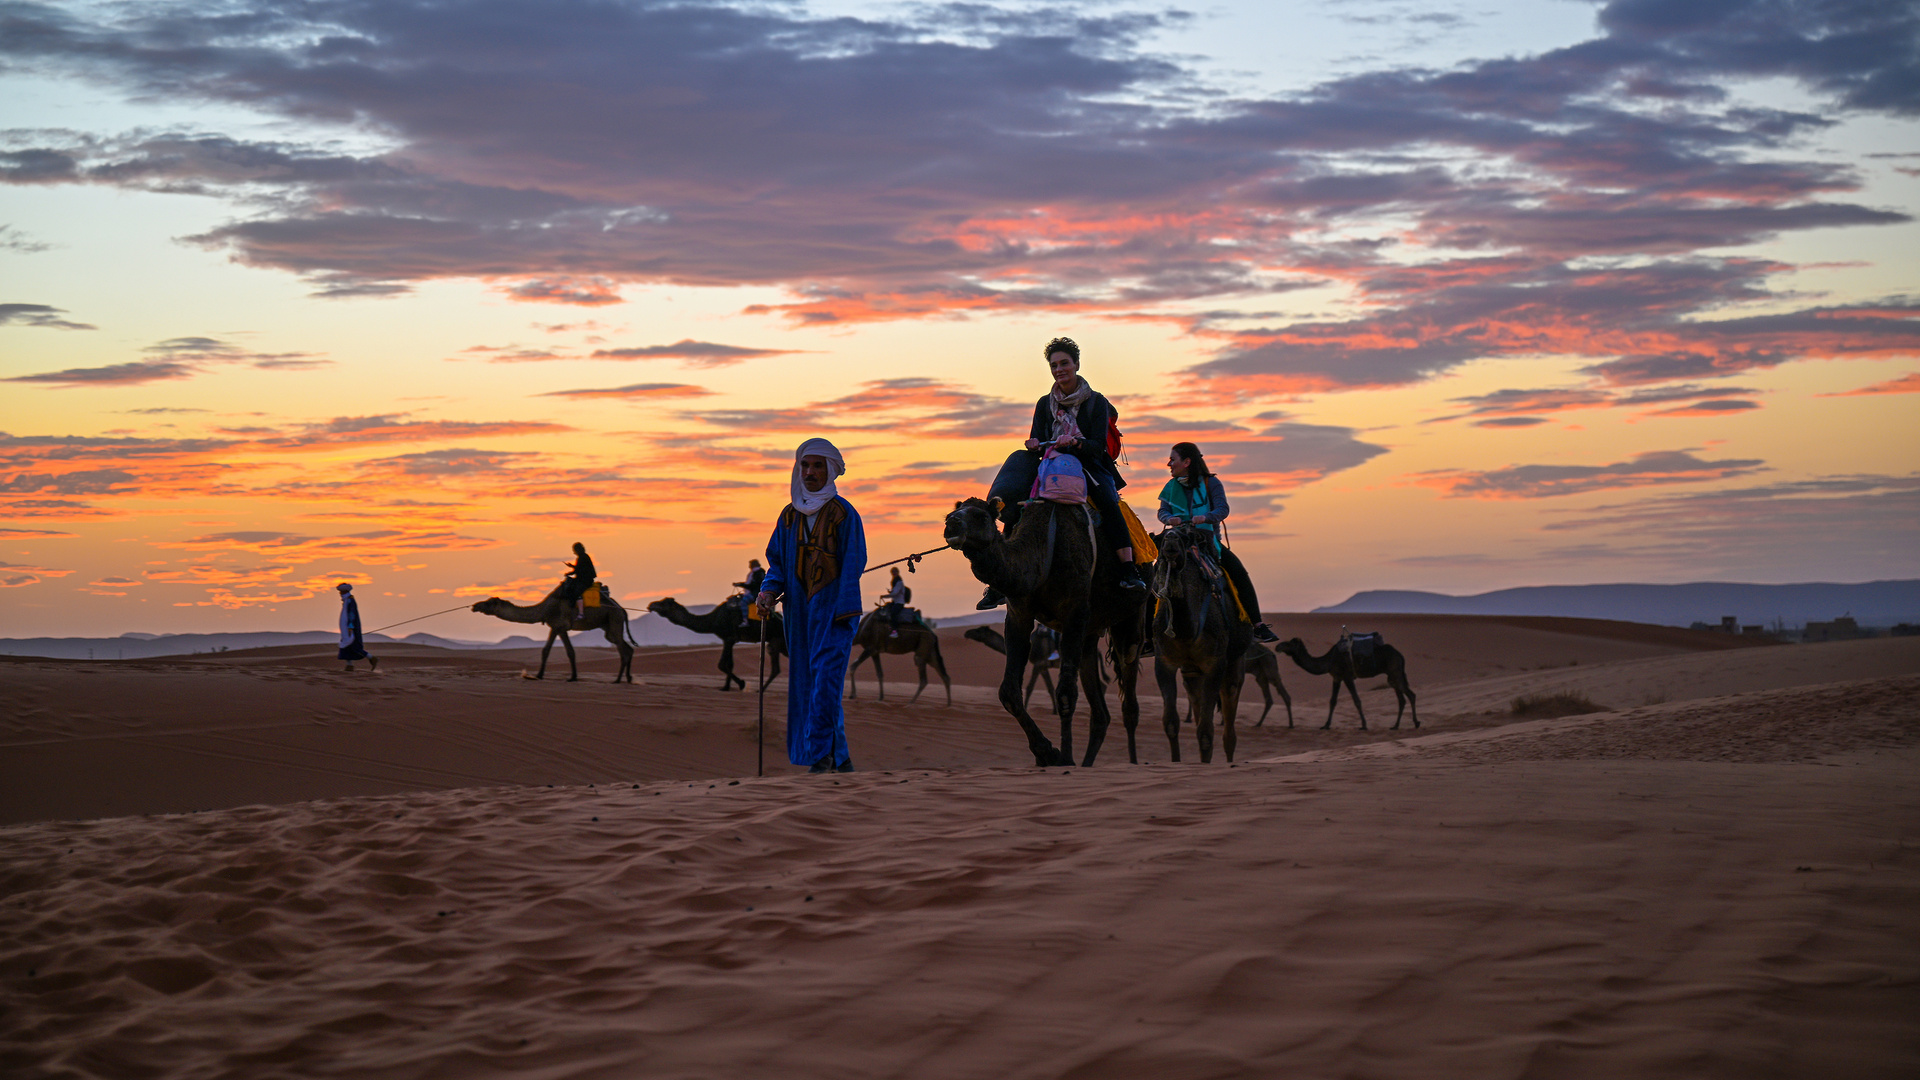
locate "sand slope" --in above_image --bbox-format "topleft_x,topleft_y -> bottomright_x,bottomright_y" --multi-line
2,619 -> 1916,1078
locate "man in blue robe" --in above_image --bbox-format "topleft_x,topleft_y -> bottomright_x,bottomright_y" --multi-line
336,582 -> 377,672
755,438 -> 867,772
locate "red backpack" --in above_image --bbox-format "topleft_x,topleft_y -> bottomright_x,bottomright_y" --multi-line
1105,411 -> 1123,462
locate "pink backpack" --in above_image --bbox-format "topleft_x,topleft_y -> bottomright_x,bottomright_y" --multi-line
1031,449 -> 1088,504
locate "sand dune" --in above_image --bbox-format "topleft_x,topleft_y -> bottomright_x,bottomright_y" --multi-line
2,617 -> 1915,1077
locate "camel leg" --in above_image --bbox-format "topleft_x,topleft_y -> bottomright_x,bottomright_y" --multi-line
872,651 -> 886,702
761,633 -> 782,691
1053,614 -> 1090,766
1280,678 -> 1294,729
933,647 -> 952,707
1154,659 -> 1182,762
1252,671 -> 1273,727
717,640 -> 744,691
845,649 -> 867,699
1194,666 -> 1218,764
1346,678 -> 1368,730
1078,641 -> 1113,767
535,629 -> 557,679
1393,674 -> 1419,729
1117,650 -> 1142,765
998,615 -> 1065,767
605,624 -> 633,683
1322,680 -> 1341,729
1220,655 -> 1246,763
909,652 -> 929,705
560,631 -> 580,681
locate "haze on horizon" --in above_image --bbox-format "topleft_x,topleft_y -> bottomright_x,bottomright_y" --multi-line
3,0 -> 1917,640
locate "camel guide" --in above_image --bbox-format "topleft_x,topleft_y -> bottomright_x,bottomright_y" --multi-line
755,438 -> 867,773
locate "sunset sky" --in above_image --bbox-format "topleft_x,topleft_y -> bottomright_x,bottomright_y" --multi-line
3,0 -> 1917,640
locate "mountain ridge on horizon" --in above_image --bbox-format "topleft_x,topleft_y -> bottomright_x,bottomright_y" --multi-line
1315,579 -> 1920,628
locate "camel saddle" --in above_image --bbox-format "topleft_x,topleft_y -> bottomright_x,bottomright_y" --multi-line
1342,631 -> 1382,659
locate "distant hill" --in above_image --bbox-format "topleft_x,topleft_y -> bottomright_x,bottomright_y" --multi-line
1314,580 -> 1920,628
0,630 -> 544,660
0,605 -> 736,660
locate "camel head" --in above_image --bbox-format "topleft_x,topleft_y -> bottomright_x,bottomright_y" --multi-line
944,497 -> 1001,552
470,597 -> 505,614
1275,637 -> 1308,659
963,624 -> 1006,652
645,597 -> 684,616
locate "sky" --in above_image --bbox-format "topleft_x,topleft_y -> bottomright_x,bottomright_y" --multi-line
2,0 -> 1917,640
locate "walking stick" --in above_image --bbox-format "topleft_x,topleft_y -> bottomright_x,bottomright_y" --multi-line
756,620 -> 768,778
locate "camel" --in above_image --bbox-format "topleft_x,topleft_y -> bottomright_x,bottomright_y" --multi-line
1165,641 -> 1293,728
1276,635 -> 1419,731
963,624 -> 1061,708
943,496 -> 1149,768
644,596 -> 786,691
1243,643 -> 1295,728
470,583 -> 634,682
847,608 -> 952,705
1149,524 -> 1253,763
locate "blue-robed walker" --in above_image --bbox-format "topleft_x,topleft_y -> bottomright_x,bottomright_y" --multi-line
755,438 -> 867,773
336,582 -> 377,672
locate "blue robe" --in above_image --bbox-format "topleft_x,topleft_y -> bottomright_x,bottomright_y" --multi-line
762,496 -> 866,767
338,595 -> 368,661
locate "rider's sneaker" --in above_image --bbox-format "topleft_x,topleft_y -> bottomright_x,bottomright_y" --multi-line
1252,622 -> 1279,643
976,586 -> 1006,610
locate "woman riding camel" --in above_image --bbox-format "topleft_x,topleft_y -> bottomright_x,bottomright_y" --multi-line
977,336 -> 1146,609
1158,441 -> 1280,643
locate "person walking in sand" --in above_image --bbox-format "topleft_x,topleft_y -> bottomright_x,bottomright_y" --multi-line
337,583 -> 378,672
755,438 -> 867,773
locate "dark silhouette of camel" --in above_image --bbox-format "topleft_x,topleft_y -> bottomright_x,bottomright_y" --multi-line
471,583 -> 634,682
1243,643 -> 1295,728
1275,635 -> 1419,731
943,496 -> 1148,767
1149,524 -> 1253,762
847,608 -> 952,705
963,624 -> 1060,708
645,596 -> 785,691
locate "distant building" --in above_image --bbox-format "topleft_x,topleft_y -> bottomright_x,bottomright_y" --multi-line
1802,616 -> 1863,643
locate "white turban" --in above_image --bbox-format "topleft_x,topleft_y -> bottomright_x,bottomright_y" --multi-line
789,437 -> 845,515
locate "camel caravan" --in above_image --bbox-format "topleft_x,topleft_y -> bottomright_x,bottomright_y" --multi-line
466,336 -> 1415,766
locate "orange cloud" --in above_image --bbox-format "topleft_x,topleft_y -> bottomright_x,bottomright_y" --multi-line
1819,371 -> 1920,396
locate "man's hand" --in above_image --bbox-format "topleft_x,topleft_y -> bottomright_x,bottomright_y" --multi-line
755,590 -> 776,617
1167,515 -> 1187,525
1055,435 -> 1078,449
1024,438 -> 1041,450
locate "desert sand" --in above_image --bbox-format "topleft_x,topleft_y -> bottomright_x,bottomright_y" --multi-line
2,615 -> 1916,1078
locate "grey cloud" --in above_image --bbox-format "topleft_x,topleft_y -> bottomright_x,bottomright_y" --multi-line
4,360 -> 197,386
0,0 -> 1912,394
0,303 -> 96,330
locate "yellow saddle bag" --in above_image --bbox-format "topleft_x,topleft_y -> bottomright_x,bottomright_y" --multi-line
1118,500 -> 1158,563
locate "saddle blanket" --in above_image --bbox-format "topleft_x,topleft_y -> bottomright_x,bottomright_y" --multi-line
1344,631 -> 1382,659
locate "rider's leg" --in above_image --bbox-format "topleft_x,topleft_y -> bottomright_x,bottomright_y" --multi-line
1088,475 -> 1144,590
1218,546 -> 1277,642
